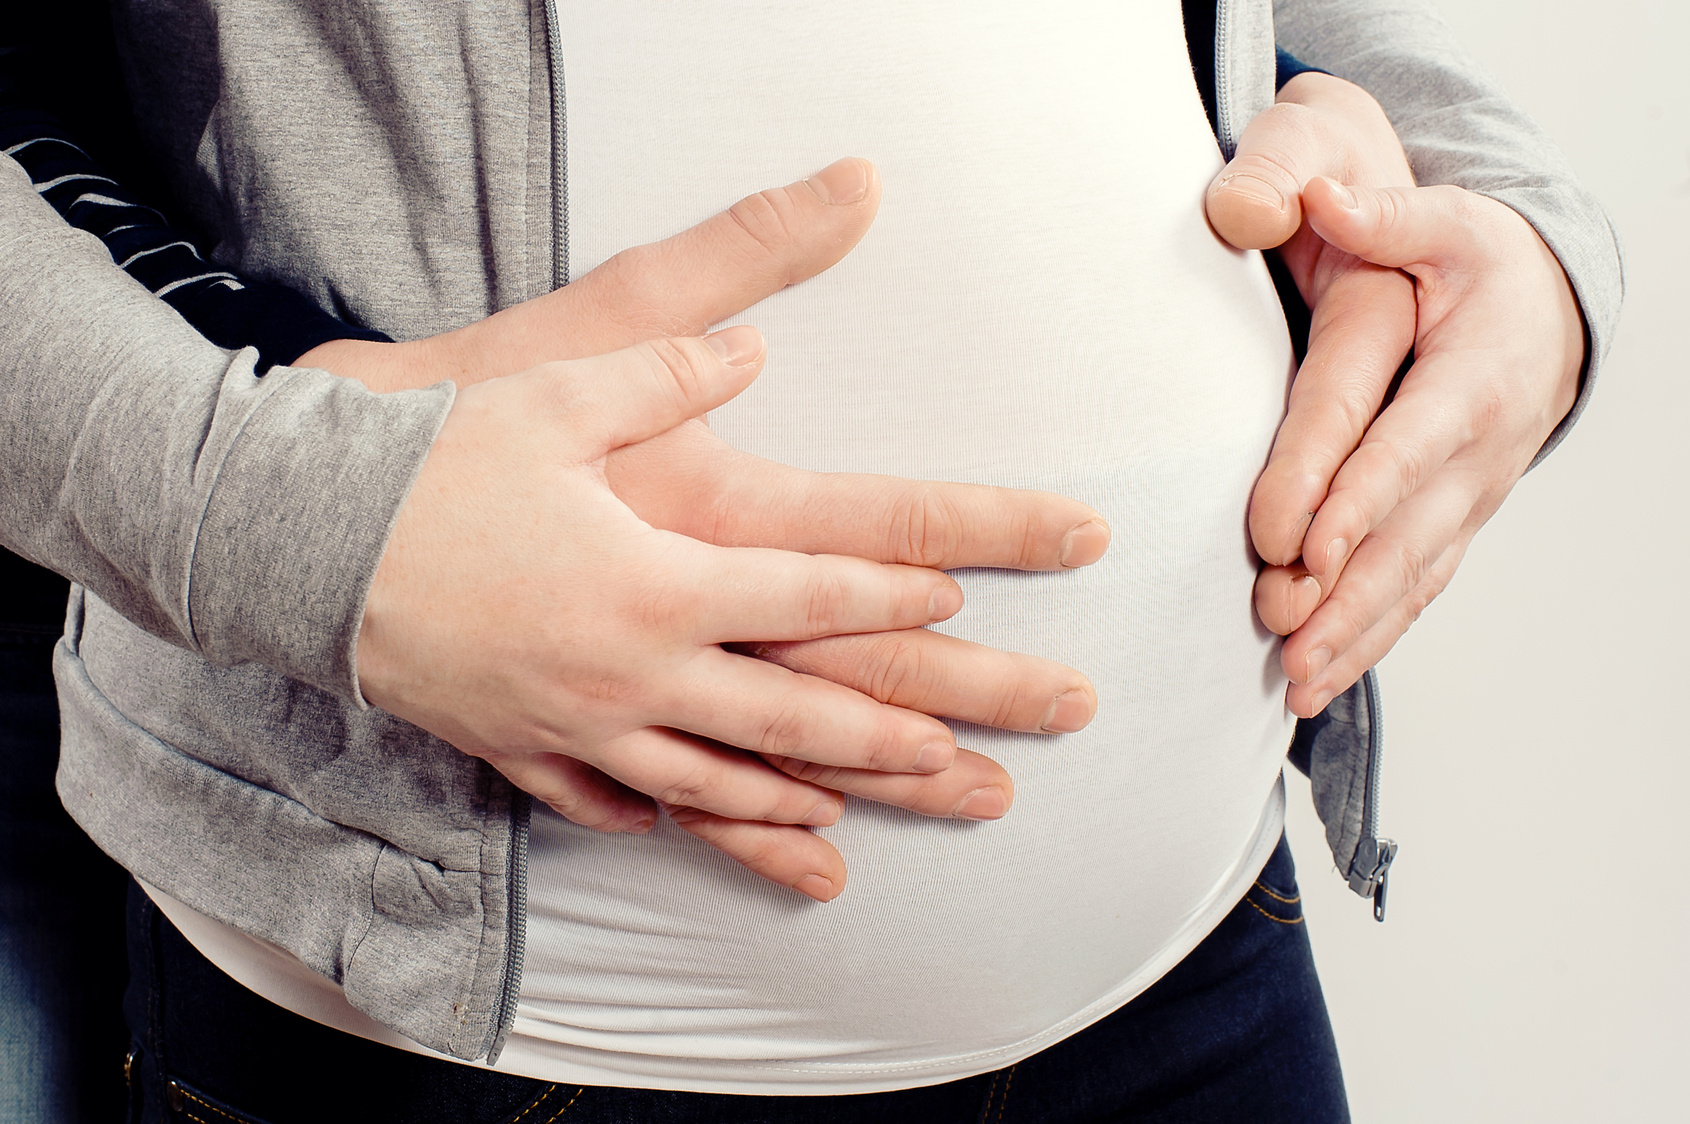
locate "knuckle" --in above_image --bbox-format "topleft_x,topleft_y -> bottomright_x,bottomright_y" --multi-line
1406,568 -> 1451,623
1393,539 -> 1433,594
1374,187 -> 1409,231
727,189 -> 802,270
1325,379 -> 1385,442
631,560 -> 697,638
1380,440 -> 1428,504
891,484 -> 962,568
802,567 -> 854,635
663,802 -> 709,828
858,726 -> 912,773
865,634 -> 927,705
755,690 -> 816,757
1230,151 -> 1301,195
1238,103 -> 1317,164
1429,183 -> 1477,222
655,762 -> 719,810
1318,489 -> 1369,547
573,673 -> 638,708
986,684 -> 1029,732
637,337 -> 713,404
1328,587 -> 1377,648
1468,380 -> 1510,442
734,835 -> 793,877
582,248 -> 696,338
772,756 -> 845,787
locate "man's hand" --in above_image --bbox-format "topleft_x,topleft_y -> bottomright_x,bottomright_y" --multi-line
1207,73 -> 1584,718
344,160 -> 1111,899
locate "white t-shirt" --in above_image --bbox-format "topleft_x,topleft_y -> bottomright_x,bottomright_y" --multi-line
154,0 -> 1298,1095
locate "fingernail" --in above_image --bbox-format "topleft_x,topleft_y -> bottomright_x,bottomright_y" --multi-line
1307,689 -> 1334,716
704,325 -> 763,366
793,874 -> 838,901
952,787 -> 1009,821
805,158 -> 869,205
1293,574 -> 1322,608
1060,521 -> 1111,568
803,800 -> 843,827
928,584 -> 963,621
914,739 -> 955,774
626,812 -> 657,834
1040,689 -> 1093,734
1332,181 -> 1358,210
1304,645 -> 1332,684
1218,172 -> 1285,212
1322,538 -> 1348,577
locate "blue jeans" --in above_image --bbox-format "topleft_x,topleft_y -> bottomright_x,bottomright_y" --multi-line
0,627 -> 131,1124
124,832 -> 1347,1123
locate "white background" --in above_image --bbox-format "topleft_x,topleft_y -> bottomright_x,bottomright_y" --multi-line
1280,1 -> 1690,1119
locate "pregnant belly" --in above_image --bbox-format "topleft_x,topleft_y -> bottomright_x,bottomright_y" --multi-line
510,0 -> 1297,1088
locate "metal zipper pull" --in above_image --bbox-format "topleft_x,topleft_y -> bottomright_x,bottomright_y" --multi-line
1369,839 -> 1398,922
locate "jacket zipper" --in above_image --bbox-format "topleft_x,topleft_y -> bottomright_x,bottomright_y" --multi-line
1349,668 -> 1398,922
486,791 -> 532,1064
485,0 -> 572,1063
1212,0 -> 1234,157
543,0 -> 571,288
1213,0 -> 1251,158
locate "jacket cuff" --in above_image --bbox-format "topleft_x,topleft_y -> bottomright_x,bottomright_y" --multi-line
1478,182 -> 1624,468
1271,0 -> 1623,468
167,275 -> 394,375
186,361 -> 453,703
1275,47 -> 1327,90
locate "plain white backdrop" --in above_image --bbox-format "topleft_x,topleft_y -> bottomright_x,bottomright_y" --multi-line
1279,1 -> 1690,1119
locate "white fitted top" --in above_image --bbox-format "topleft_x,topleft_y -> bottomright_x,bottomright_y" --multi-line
155,0 -> 1299,1095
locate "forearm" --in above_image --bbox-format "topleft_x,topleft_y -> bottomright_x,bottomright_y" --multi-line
0,157 -> 452,699
1273,0 -> 1623,461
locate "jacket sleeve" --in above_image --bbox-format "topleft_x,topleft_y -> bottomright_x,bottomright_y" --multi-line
0,43 -> 393,373
1273,0 -> 1624,464
0,153 -> 454,701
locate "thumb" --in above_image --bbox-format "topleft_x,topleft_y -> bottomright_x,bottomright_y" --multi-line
1301,178 -> 1480,272
1205,102 -> 1329,250
555,325 -> 767,452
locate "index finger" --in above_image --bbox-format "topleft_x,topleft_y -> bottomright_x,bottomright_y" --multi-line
562,158 -> 883,353
1249,259 -> 1416,568
699,452 -> 1112,571
1301,349 -> 1482,579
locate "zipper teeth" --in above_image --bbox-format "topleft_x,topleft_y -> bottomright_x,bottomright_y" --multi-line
486,791 -> 531,1065
1212,0 -> 1235,157
488,0 -> 564,1058
1360,668 -> 1385,842
543,0 -> 569,288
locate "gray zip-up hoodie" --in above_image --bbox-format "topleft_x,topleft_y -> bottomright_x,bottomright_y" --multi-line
0,0 -> 1623,1061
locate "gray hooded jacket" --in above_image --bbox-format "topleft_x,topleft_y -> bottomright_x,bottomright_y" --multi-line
0,0 -> 1623,1061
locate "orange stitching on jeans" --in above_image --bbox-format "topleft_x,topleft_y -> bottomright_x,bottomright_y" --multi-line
508,1085 -> 558,1124
180,1090 -> 245,1124
980,1069 -> 1002,1122
1243,895 -> 1304,925
996,1063 -> 1018,1122
540,1088 -> 585,1122
1251,880 -> 1301,905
